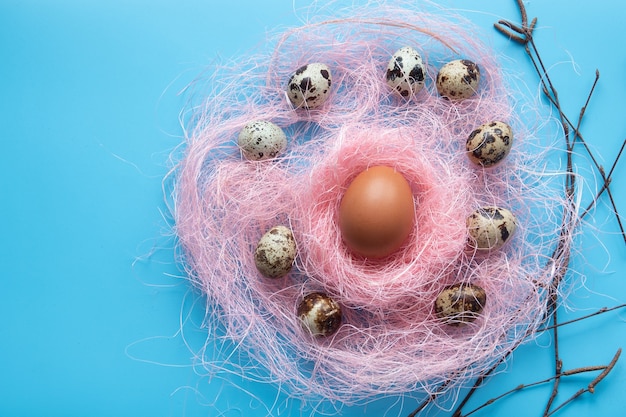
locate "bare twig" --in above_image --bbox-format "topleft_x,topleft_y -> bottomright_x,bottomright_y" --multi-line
540,303 -> 626,331
463,359 -> 619,417
545,349 -> 621,416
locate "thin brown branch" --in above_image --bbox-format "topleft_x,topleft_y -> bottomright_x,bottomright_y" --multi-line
493,22 -> 526,44
543,309 -> 562,416
462,362 -> 617,417
580,139 -> 626,216
497,19 -> 526,35
579,138 -> 626,244
589,348 -> 621,393
516,0 -> 528,28
539,303 -> 626,331
545,349 -> 621,416
574,70 -> 600,140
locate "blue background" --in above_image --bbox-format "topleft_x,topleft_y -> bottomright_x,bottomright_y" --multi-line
1,1 -> 625,416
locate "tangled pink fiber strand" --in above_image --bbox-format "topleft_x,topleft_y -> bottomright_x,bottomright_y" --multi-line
173,2 -> 573,405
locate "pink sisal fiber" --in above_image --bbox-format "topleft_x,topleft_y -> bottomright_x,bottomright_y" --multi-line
173,1 -> 572,405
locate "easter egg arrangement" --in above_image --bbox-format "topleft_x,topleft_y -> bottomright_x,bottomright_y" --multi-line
173,1 -> 571,408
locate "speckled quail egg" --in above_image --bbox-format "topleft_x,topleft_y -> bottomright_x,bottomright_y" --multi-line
297,292 -> 342,337
385,46 -> 426,98
466,121 -> 513,167
237,120 -> 287,161
467,206 -> 517,251
286,63 -> 332,109
436,59 -> 480,100
254,225 -> 297,278
434,283 -> 487,326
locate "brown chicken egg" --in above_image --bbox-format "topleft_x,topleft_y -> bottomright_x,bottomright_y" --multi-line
338,166 -> 415,258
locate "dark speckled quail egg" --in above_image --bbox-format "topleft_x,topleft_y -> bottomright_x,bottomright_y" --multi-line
297,292 -> 342,337
466,121 -> 513,167
434,283 -> 487,326
385,46 -> 426,98
436,59 -> 480,100
237,120 -> 287,161
286,63 -> 332,109
254,225 -> 297,278
467,206 -> 517,251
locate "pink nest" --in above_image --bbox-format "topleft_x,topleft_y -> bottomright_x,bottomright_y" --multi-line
174,2 -> 569,404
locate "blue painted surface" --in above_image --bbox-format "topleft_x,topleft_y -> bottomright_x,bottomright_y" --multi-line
1,1 -> 624,416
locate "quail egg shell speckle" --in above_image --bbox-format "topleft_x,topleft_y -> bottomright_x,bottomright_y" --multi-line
467,206 -> 517,251
435,283 -> 487,326
287,63 -> 332,109
385,46 -> 426,98
436,59 -> 480,100
238,120 -> 287,161
254,226 -> 297,278
297,292 -> 342,337
467,121 -> 513,167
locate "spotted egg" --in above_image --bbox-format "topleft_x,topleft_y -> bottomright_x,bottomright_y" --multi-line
254,226 -> 297,278
467,206 -> 517,251
434,283 -> 487,326
385,46 -> 426,98
237,120 -> 287,161
297,292 -> 342,337
466,121 -> 513,167
286,63 -> 332,109
436,59 -> 480,100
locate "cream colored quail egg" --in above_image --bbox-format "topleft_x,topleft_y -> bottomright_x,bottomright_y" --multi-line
467,206 -> 517,251
254,225 -> 297,278
238,120 -> 287,161
435,283 -> 487,326
297,292 -> 342,337
385,46 -> 426,98
286,63 -> 332,109
436,59 -> 480,100
466,121 -> 513,167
